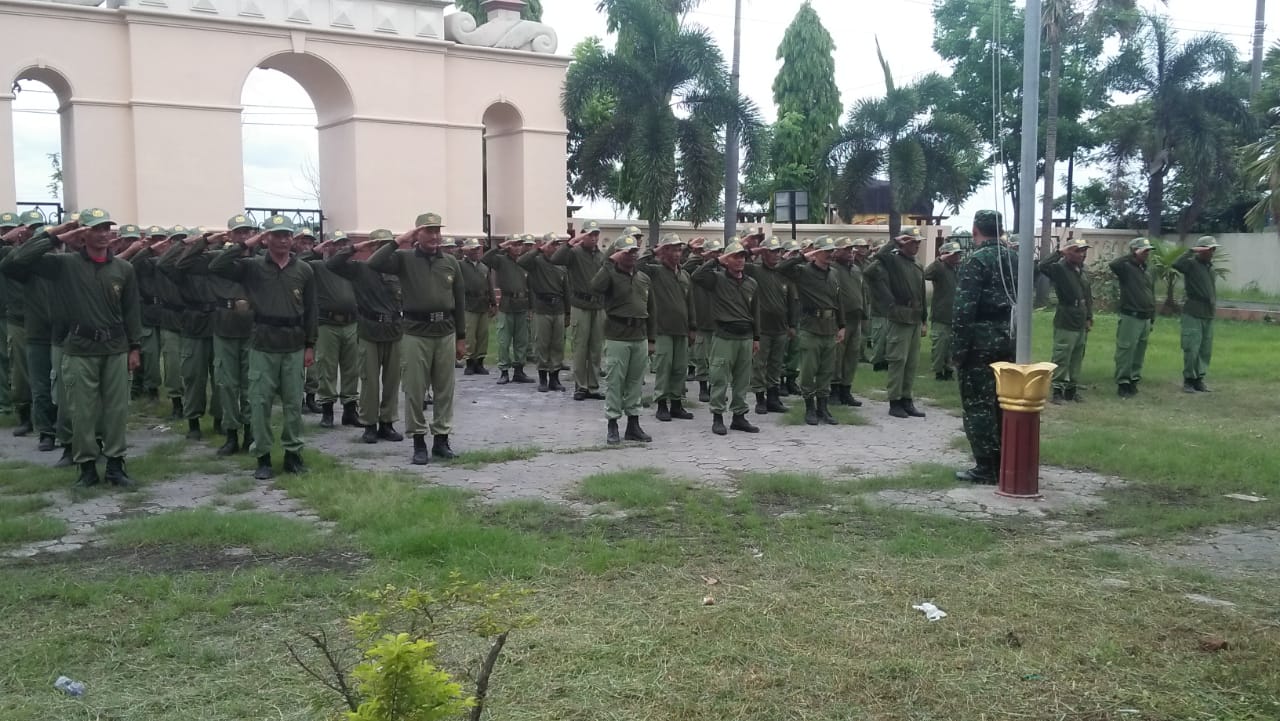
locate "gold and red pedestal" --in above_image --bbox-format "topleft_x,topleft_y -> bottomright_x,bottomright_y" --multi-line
991,362 -> 1057,499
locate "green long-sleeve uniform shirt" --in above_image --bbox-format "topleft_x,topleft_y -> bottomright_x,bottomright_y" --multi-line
833,259 -> 867,324
638,258 -> 694,336
550,244 -> 605,310
306,257 -> 358,323
1109,255 -> 1156,317
460,258 -> 493,313
177,238 -> 254,339
1037,250 -> 1092,331
1,234 -> 142,356
1173,249 -> 1216,320
482,248 -> 531,313
366,241 -> 466,340
743,262 -> 797,337
684,257 -> 717,332
131,246 -> 169,329
691,259 -> 760,340
923,260 -> 957,326
209,244 -> 317,353
776,256 -> 844,336
865,244 -> 927,325
159,239 -> 217,339
152,242 -> 188,333
590,261 -> 655,341
326,247 -> 404,343
0,246 -> 24,323
517,251 -> 570,315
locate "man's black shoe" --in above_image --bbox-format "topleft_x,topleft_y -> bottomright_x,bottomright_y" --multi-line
902,399 -> 926,418
104,457 -> 136,488
537,370 -> 549,392
698,381 -> 710,403
411,435 -> 430,465
254,454 -> 274,480
804,397 -> 819,426
888,399 -> 909,419
283,451 -> 307,474
817,398 -> 838,425
766,387 -> 788,413
362,425 -> 379,444
712,413 -> 727,436
217,431 -> 240,456
378,422 -> 404,442
606,419 -> 621,445
432,434 -> 457,460
624,415 -> 652,442
186,418 -> 202,440
669,400 -> 693,419
38,434 -> 56,452
754,392 -> 768,416
76,461 -> 100,487
341,402 -> 361,426
304,393 -> 320,414
319,402 -> 335,428
730,413 -> 759,433
655,400 -> 672,422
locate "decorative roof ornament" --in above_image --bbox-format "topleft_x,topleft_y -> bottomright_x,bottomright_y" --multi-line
445,0 -> 558,54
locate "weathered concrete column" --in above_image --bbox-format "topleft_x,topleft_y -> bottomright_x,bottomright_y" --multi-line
991,361 -> 1056,499
0,92 -> 15,209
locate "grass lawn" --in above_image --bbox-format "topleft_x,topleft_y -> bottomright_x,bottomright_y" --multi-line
1,312 -> 1278,719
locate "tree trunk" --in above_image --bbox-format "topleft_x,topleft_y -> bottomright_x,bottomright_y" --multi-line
1146,169 -> 1165,238
647,218 -> 661,251
888,209 -> 901,239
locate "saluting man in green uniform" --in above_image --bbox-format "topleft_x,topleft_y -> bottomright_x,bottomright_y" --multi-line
519,233 -> 570,392
640,234 -> 695,422
685,237 -> 724,402
0,210 -> 46,436
308,231 -> 363,428
591,234 -> 655,445
830,237 -> 867,407
210,215 -> 317,480
692,240 -> 761,436
1174,236 -> 1219,393
329,229 -> 406,443
1038,237 -> 1092,403
777,236 -> 845,426
866,230 -> 928,419
924,241 -> 962,382
2,210 -> 142,487
120,223 -> 166,403
553,220 -> 607,400
745,236 -> 795,416
778,238 -> 804,397
1109,238 -> 1156,398
483,236 -> 535,385
160,224 -> 223,440
459,238 -> 494,375
0,212 -> 19,418
368,213 -> 467,465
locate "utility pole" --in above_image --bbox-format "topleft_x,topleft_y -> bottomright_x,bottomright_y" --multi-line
722,0 -> 742,243
1016,0 -> 1042,363
1252,0 -> 1266,97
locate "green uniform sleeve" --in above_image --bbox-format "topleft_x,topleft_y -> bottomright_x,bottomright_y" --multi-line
550,243 -> 574,266
303,264 -> 318,348
366,240 -> 401,274
452,258 -> 466,340
325,246 -> 359,279
690,258 -> 720,289
1172,248 -> 1195,275
122,264 -> 143,349
515,250 -> 538,270
208,242 -> 249,281
175,237 -> 214,275
1037,250 -> 1063,276
788,280 -> 800,329
590,263 -> 612,295
1,235 -> 61,279
775,255 -> 804,278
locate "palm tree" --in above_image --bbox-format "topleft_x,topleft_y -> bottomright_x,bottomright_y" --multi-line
1243,111 -> 1280,231
828,40 -> 985,237
562,0 -> 761,241
1099,13 -> 1243,237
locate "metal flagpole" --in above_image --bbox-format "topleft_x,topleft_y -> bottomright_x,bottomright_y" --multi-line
1015,0 -> 1042,363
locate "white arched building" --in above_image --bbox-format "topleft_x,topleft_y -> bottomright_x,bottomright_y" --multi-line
0,0 -> 568,236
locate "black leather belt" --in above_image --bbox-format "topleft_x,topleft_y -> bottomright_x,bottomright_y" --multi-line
405,310 -> 451,323
536,293 -> 564,304
607,315 -> 646,328
321,311 -> 354,324
163,302 -> 185,313
254,314 -> 303,328
187,302 -> 217,313
359,308 -> 400,324
71,323 -> 125,342
803,308 -> 835,319
574,292 -> 600,303
143,296 -> 164,306
1120,310 -> 1154,320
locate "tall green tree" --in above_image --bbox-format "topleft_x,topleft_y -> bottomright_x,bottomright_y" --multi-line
1098,13 -> 1247,237
768,1 -> 840,220
453,0 -> 542,23
562,0 -> 760,241
828,40 -> 986,237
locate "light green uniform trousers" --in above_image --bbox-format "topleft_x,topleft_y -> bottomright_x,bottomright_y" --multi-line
214,336 -> 251,432
690,331 -> 712,382
884,321 -> 920,402
464,311 -> 490,361
532,313 -> 565,372
752,333 -> 788,393
1113,314 -> 1152,385
402,334 -> 456,437
160,329 -> 183,400
1180,315 -> 1213,381
0,320 -> 10,412
869,316 -> 888,365
1051,328 -> 1087,393
7,322 -> 29,412
304,361 -> 319,395
526,311 -> 538,365
138,326 -> 162,393
495,311 -> 530,370
180,336 -> 219,421
62,353 -> 128,464
570,307 -> 605,392
360,339 -> 401,426
653,335 -> 690,402
783,333 -> 800,379
604,339 -> 646,420
709,336 -> 753,416
248,348 -> 304,454
929,322 -> 953,377
28,343 -> 54,437
835,323 -> 863,387
52,345 -> 70,446
316,323 -> 361,405
798,330 -> 836,400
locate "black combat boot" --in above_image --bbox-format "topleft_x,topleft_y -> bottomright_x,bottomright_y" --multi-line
1194,378 -> 1211,392
698,381 -> 710,403
170,397 -> 183,420
902,399 -> 926,418
804,397 -> 819,426
254,454 -> 274,480
687,365 -> 696,381
843,385 -> 861,407
378,422 -> 404,442
283,450 -> 307,474
778,376 -> 792,397
712,413 -> 728,436
432,434 -> 457,460
362,425 -> 379,444
319,402 -> 335,428
1052,388 -> 1066,404
341,401 -> 360,426
186,418 -> 202,440
606,419 -> 621,445
655,400 -> 672,422
411,435 -> 429,465
1182,379 -> 1197,394
830,384 -> 842,405
217,430 -> 239,456
956,458 -> 998,484
104,457 -> 136,488
241,425 -> 254,452
1117,383 -> 1134,398
537,370 -> 549,392
38,434 -> 56,452
55,445 -> 73,468
12,407 -> 32,437
624,415 -> 652,442
512,365 -> 535,384
573,386 -> 588,401
76,460 -> 100,487
817,397 -> 838,425
888,399 -> 909,419
474,357 -> 490,375
464,358 -> 476,376
730,413 -> 760,433
497,369 -> 511,385
873,361 -> 888,372
785,376 -> 801,396
669,400 -> 693,419
304,392 -> 320,414
766,387 -> 788,413
548,371 -> 566,392
754,392 -> 768,415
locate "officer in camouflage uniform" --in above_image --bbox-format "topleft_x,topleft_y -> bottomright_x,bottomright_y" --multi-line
866,230 -> 928,419
3,210 -> 142,487
328,229 -> 406,444
306,231 -> 362,428
1038,237 -> 1092,403
483,236 -> 534,385
744,236 -> 795,415
160,224 -> 222,440
924,241 -> 962,381
1174,237 -> 1219,393
459,238 -> 493,375
640,234 -> 695,422
830,237 -> 867,407
591,234 -> 655,445
685,237 -> 723,402
368,213 -> 467,465
692,240 -> 760,435
777,236 -> 844,426
519,232 -> 570,392
0,212 -> 16,416
1109,238 -> 1156,398
952,210 -> 1017,484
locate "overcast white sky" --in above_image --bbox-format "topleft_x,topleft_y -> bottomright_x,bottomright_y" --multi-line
12,0 -> 1278,227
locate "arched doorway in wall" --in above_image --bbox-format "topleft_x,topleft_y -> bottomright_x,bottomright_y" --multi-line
11,70 -> 72,223
482,101 -> 524,239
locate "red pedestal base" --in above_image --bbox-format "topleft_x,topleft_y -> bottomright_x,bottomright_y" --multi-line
997,409 -> 1043,499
